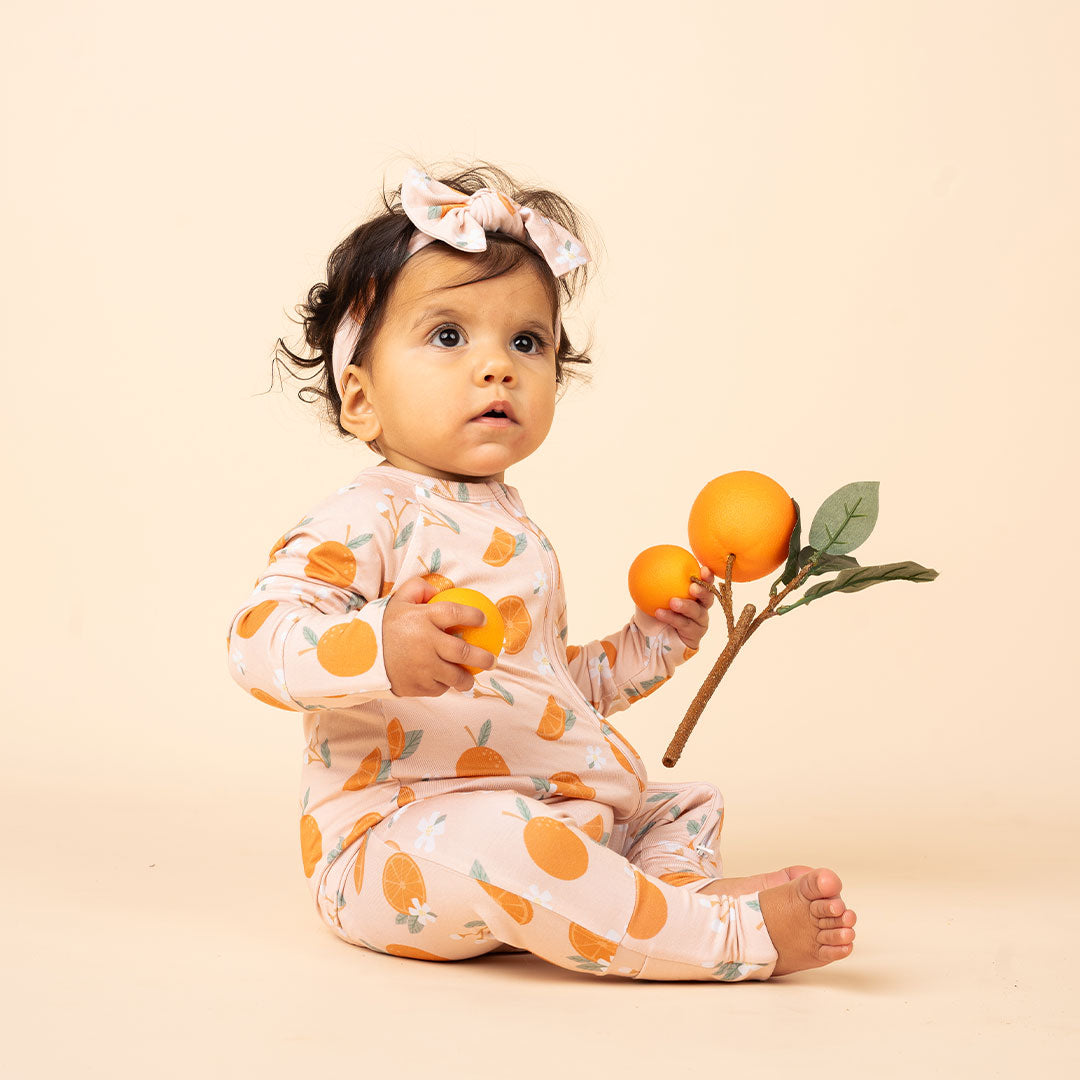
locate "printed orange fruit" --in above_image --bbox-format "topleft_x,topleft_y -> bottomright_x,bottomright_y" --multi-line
523,816 -> 589,880
476,879 -> 535,925
626,869 -> 668,939
495,595 -> 531,654
581,814 -> 605,842
568,923 -> 618,965
456,724 -> 510,777
385,943 -> 450,961
342,747 -> 383,791
354,832 -> 370,892
300,813 -> 322,878
250,687 -> 297,710
565,644 -> 581,663
387,717 -> 405,759
421,572 -> 454,593
536,695 -> 568,740
549,771 -> 596,800
342,811 -> 383,850
482,526 -> 517,566
687,470 -> 797,582
397,785 -> 416,806
627,544 -> 701,616
235,599 -> 278,638
382,850 -> 426,914
316,618 -> 378,677
427,587 -> 504,674
659,871 -> 709,887
305,540 -> 357,588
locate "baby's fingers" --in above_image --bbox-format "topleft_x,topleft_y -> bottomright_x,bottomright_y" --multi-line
432,626 -> 497,677
426,600 -> 488,632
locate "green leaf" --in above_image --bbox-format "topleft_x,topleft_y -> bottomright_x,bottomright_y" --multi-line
303,626 -> 318,647
777,499 -> 803,587
456,482 -> 469,501
490,678 -> 514,705
776,560 -> 939,614
470,859 -> 490,882
400,729 -> 422,759
430,548 -> 442,572
513,533 -> 527,556
441,513 -> 461,533
347,534 -> 373,548
807,481 -> 880,556
393,520 -> 415,549
515,796 -> 531,821
478,718 -> 492,746
745,898 -> 760,912
646,791 -> 679,803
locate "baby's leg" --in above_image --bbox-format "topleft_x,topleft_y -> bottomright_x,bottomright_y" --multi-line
333,790 -> 785,981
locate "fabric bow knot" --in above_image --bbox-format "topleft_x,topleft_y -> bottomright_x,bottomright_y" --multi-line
331,168 -> 591,393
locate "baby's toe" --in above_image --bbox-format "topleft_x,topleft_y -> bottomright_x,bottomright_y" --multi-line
818,927 -> 855,947
799,868 -> 843,904
810,898 -> 846,918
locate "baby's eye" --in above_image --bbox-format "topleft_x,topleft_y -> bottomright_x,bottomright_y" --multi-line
428,324 -> 548,353
431,325 -> 463,348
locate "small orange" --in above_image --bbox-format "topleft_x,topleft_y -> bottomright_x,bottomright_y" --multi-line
627,544 -> 701,616
687,470 -> 797,582
427,587 -> 505,674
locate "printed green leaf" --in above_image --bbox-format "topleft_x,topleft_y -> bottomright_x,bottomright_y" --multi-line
441,513 -> 461,533
776,560 -> 940,614
393,520 -> 415,549
646,791 -> 679,803
490,678 -> 514,705
478,718 -> 492,746
303,626 -> 318,647
515,796 -> 531,820
745,898 -> 760,912
513,533 -> 527,556
456,483 -> 469,501
430,548 -> 442,572
564,713 -> 576,732
470,860 -> 490,882
532,776 -> 553,795
347,534 -> 373,549
401,729 -> 422,759
319,739 -> 331,767
713,962 -> 746,981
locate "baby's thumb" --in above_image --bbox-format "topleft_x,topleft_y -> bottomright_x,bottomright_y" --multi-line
391,575 -> 437,606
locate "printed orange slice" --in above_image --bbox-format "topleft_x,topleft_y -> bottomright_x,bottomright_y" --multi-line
300,813 -> 322,878
476,879 -> 534,925
581,814 -> 605,842
342,812 -> 383,850
382,851 -> 425,914
568,923 -> 618,965
385,943 -> 451,961
549,771 -> 596,800
342,747 -> 383,791
536,696 -> 567,740
659,871 -> 709,887
482,526 -> 516,566
495,595 -> 531,654
251,687 -> 297,711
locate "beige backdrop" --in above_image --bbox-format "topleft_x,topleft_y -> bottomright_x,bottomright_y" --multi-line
3,0 -> 1076,1075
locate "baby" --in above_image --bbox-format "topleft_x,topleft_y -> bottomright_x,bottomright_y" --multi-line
226,161 -> 856,980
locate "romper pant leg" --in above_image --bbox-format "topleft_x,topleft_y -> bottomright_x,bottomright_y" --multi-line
333,789 -> 777,981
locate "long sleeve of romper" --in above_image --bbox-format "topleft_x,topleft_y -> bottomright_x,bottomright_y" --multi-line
564,607 -> 698,718
225,486 -> 408,711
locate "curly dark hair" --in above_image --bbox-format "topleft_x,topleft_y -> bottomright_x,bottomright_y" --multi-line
268,157 -> 601,455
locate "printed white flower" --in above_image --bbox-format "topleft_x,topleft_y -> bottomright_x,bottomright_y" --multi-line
526,884 -> 553,908
414,483 -> 432,500
587,653 -> 611,682
414,812 -> 446,852
532,569 -> 547,594
230,648 -> 245,676
551,238 -> 589,274
585,745 -> 607,770
696,892 -> 736,931
533,646 -> 552,674
375,500 -> 389,514
381,488 -> 394,495
408,899 -> 437,925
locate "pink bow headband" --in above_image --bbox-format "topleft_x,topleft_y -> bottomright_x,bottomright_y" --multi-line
331,167 -> 591,393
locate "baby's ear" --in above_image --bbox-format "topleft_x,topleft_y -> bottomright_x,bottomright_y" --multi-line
339,365 -> 382,443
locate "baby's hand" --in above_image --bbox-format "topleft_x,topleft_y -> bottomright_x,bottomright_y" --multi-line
652,565 -> 715,651
381,577 -> 497,697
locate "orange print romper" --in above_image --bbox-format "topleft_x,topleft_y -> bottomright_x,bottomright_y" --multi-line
226,461 -> 779,980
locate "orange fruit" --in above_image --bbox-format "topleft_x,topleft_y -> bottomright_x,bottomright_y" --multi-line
382,851 -> 426,914
235,599 -> 278,638
627,544 -> 701,616
385,943 -> 450,961
659,871 -> 710,887
476,879 -> 535,925
523,816 -> 589,880
548,771 -> 596,800
625,869 -> 668,940
427,587 -> 505,674
568,923 -> 618,965
305,540 -> 357,588
495,595 -> 531,654
300,813 -> 322,878
536,695 -> 568,740
456,724 -> 510,777
482,526 -> 517,566
581,814 -> 605,842
687,470 -> 797,582
421,572 -> 454,593
342,747 -> 383,791
250,687 -> 297,711
316,618 -> 378,677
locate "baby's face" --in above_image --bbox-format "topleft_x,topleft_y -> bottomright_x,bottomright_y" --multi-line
340,247 -> 559,484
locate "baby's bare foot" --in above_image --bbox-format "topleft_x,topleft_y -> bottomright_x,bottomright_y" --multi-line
699,865 -> 814,897
757,868 -> 856,977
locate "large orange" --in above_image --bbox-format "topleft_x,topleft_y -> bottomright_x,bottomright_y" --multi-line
427,587 -> 505,674
687,470 -> 797,582
627,544 -> 701,616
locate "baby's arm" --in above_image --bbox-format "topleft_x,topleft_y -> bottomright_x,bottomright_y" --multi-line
224,490 -> 398,711
564,607 -> 701,717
